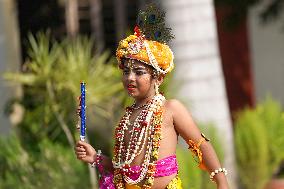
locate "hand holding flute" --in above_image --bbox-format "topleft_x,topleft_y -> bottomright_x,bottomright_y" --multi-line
75,82 -> 97,163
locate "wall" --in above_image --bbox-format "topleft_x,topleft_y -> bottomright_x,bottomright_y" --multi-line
249,4 -> 284,105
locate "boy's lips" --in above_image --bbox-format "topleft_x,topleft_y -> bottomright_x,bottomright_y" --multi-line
127,84 -> 136,92
127,84 -> 136,88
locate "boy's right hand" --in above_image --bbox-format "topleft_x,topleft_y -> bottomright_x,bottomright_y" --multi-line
75,141 -> 97,164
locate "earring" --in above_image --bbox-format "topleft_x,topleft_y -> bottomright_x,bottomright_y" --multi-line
154,83 -> 159,95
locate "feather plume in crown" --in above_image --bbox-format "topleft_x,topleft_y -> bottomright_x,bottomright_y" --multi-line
116,4 -> 175,75
137,3 -> 174,43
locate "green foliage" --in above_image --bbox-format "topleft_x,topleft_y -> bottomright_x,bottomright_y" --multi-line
4,32 -> 125,150
234,98 -> 284,189
176,124 -> 224,189
0,134 -> 90,189
3,32 -> 127,187
235,109 -> 269,189
256,99 -> 284,175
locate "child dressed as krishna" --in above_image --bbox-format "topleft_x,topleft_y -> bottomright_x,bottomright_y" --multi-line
75,4 -> 229,189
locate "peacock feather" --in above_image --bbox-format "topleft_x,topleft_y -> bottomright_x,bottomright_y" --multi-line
136,3 -> 174,44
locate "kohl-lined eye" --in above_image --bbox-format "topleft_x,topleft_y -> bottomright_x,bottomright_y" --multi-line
135,70 -> 148,75
123,69 -> 130,75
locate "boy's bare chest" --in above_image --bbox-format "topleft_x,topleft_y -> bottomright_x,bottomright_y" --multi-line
123,108 -> 174,149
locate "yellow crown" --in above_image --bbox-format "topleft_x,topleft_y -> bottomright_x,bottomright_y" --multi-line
116,34 -> 174,74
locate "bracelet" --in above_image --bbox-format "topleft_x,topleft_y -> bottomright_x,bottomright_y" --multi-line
209,168 -> 228,182
91,150 -> 102,168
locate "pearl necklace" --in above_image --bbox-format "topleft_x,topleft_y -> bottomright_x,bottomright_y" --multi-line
112,94 -> 165,186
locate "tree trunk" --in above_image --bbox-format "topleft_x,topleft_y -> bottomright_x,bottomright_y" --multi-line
162,0 -> 237,188
0,0 -> 22,135
89,0 -> 104,52
138,0 -> 145,9
113,0 -> 126,42
65,0 -> 79,38
215,6 -> 255,121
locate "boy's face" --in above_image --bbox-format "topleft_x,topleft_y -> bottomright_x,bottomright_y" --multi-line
121,59 -> 156,98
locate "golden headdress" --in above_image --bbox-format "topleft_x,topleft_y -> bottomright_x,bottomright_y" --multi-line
116,4 -> 175,75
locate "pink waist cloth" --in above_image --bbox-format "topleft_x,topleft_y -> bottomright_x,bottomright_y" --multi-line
98,155 -> 178,189
127,155 -> 178,180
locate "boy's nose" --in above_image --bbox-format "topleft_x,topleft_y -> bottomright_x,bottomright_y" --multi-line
127,71 -> 135,81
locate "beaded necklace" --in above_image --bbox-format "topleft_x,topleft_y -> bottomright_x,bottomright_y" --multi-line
112,94 -> 165,188
131,102 -> 149,110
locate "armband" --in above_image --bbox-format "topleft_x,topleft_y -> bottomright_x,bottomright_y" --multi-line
187,133 -> 210,170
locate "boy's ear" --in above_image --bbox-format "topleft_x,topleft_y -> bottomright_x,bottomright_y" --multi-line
157,74 -> 164,85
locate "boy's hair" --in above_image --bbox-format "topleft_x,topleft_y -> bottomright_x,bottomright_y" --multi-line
119,58 -> 159,79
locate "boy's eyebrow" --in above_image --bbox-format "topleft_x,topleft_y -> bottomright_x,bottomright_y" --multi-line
123,66 -> 148,70
132,66 -> 148,70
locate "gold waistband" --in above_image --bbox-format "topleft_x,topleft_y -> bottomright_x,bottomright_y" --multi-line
125,183 -> 141,189
125,176 -> 182,189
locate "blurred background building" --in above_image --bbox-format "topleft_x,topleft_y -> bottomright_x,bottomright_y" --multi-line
249,2 -> 284,108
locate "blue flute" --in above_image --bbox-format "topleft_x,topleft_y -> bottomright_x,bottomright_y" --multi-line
80,82 -> 86,141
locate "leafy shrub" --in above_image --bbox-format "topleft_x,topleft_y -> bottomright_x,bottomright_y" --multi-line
4,33 -> 125,151
0,134 -> 90,189
234,98 -> 284,189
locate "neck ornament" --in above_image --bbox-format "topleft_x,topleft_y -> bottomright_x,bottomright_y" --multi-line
131,103 -> 148,110
113,94 -> 165,188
